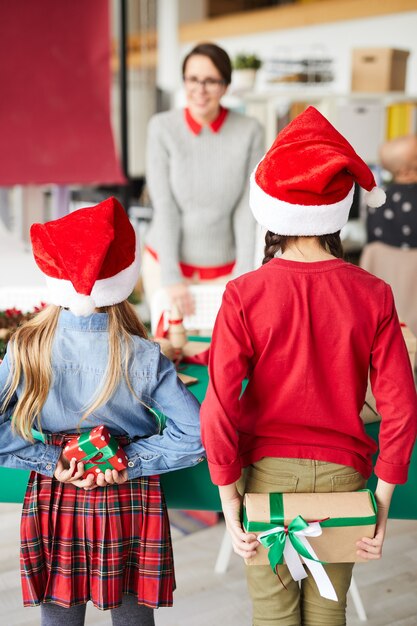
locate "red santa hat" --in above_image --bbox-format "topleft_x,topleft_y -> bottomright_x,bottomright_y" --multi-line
250,106 -> 386,235
30,196 -> 140,316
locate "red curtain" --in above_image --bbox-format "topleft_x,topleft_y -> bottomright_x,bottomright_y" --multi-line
0,0 -> 125,185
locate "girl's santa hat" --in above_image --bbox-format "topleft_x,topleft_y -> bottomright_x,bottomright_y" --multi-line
30,196 -> 140,316
250,106 -> 386,236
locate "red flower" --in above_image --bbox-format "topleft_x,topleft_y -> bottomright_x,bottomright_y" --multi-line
5,308 -> 22,318
33,302 -> 48,313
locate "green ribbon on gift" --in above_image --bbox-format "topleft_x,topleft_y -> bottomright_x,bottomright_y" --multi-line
74,430 -> 122,471
259,514 -> 322,573
242,489 -> 377,574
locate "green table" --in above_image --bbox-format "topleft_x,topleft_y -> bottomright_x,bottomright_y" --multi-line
1,356 -> 416,518
0,357 -> 221,511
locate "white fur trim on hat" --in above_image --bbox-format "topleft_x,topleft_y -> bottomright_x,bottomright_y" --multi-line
44,238 -> 141,314
69,294 -> 96,317
250,171 -> 355,236
365,186 -> 386,208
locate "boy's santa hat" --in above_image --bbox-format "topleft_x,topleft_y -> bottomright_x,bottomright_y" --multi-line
30,196 -> 140,316
250,106 -> 386,235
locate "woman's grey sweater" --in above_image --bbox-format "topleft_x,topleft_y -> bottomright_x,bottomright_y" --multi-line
145,108 -> 264,286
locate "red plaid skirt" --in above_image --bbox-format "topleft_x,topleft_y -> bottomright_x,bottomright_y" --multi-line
20,434 -> 175,610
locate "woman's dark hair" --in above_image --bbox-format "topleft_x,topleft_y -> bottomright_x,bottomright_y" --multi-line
182,42 -> 232,85
262,232 -> 344,265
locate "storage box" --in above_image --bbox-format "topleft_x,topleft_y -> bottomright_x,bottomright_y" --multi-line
401,323 -> 417,368
243,490 -> 376,566
361,323 -> 416,423
351,48 -> 409,92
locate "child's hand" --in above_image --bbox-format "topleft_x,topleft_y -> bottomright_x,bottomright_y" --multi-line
95,468 -> 128,487
356,501 -> 389,560
356,522 -> 386,560
219,484 -> 258,560
54,454 -> 97,490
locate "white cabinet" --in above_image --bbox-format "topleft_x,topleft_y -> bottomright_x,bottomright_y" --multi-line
333,100 -> 385,164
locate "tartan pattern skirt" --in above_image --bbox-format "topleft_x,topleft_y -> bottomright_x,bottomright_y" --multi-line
20,435 -> 175,610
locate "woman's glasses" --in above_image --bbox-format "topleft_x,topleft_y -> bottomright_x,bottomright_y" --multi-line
183,76 -> 226,93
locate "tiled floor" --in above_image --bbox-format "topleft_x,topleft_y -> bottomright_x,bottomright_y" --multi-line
1,503 -> 417,625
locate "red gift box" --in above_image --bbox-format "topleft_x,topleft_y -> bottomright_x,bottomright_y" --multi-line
63,425 -> 129,479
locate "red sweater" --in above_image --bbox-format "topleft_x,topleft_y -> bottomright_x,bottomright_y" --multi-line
200,258 -> 417,486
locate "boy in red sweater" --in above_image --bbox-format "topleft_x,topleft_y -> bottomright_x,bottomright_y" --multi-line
200,107 -> 417,626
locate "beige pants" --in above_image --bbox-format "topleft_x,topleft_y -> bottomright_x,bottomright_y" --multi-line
244,457 -> 366,626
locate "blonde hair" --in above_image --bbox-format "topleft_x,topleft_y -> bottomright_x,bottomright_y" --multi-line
1,301 -> 148,441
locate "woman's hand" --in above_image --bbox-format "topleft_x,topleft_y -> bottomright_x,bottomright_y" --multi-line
356,479 -> 395,560
219,484 -> 258,560
167,282 -> 195,316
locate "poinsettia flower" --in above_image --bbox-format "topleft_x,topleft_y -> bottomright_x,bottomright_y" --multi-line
33,302 -> 48,313
5,308 -> 22,318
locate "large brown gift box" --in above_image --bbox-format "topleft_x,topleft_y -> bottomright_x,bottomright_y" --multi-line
243,490 -> 377,566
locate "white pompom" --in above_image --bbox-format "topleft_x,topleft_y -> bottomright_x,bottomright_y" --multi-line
69,293 -> 96,316
365,186 -> 386,208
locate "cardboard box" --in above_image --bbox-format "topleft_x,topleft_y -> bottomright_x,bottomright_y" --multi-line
401,324 -> 417,369
361,323 -> 416,423
243,490 -> 376,566
351,48 -> 409,92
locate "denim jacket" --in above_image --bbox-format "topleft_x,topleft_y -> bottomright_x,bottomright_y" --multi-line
0,310 -> 204,479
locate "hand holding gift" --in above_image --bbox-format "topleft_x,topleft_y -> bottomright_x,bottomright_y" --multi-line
243,490 -> 377,602
154,303 -> 210,370
62,425 -> 129,483
54,454 -> 98,490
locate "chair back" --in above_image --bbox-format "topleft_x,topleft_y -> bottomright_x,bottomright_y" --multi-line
150,284 -> 225,335
0,287 -> 49,312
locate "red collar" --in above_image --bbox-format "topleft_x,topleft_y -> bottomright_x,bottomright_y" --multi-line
184,106 -> 228,135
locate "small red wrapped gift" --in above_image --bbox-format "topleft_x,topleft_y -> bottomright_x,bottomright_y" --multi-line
63,425 -> 129,479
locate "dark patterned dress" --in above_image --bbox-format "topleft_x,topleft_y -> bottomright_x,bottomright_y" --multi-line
367,183 -> 417,248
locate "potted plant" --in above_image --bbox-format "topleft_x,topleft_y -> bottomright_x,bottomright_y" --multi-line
232,53 -> 262,93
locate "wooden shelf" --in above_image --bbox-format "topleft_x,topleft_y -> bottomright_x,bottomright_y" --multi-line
112,0 -> 417,70
111,31 -> 157,71
179,0 -> 417,42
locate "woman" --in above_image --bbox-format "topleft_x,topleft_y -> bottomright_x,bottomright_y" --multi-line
143,42 -> 264,315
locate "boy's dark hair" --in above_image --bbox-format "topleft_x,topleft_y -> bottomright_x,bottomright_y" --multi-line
182,42 -> 232,85
263,232 -> 344,264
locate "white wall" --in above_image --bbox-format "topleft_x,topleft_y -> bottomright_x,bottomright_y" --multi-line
180,10 -> 417,94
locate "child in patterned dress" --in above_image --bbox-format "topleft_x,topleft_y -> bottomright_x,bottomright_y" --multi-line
367,134 -> 417,248
0,197 -> 204,626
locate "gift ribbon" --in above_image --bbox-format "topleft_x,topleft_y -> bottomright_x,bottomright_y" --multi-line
74,431 -> 121,468
243,490 -> 377,602
257,516 -> 337,601
80,450 -> 108,465
11,421 -> 131,466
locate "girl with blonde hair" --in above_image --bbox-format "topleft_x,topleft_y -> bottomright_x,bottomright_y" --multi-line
0,197 -> 204,626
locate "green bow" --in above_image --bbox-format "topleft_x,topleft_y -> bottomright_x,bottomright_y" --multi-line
74,430 -> 120,470
258,515 -> 323,573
